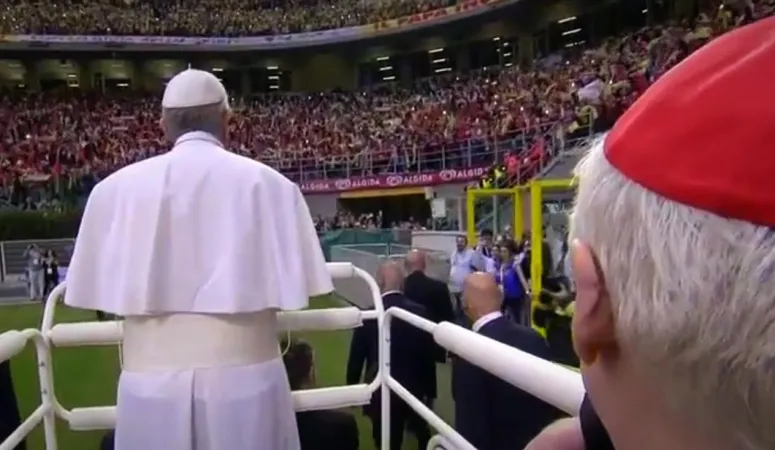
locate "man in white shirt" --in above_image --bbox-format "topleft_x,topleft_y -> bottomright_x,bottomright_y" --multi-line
64,69 -> 333,450
448,236 -> 475,314
472,229 -> 494,272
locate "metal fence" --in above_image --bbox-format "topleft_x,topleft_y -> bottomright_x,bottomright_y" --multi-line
0,237 -> 446,306
0,238 -> 75,282
331,244 -> 450,309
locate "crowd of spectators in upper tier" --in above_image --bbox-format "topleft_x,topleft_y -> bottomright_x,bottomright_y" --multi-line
0,0 -> 458,36
0,0 -> 772,211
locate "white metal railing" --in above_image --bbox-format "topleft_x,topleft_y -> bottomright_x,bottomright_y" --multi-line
0,261 -> 585,450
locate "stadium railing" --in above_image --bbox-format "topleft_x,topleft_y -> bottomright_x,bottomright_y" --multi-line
0,261 -> 585,450
271,121 -> 570,182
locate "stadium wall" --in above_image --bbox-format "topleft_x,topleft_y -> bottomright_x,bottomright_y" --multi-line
304,193 -> 339,217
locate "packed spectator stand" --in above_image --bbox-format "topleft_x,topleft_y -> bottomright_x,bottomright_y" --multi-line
0,0 -> 458,36
0,0 -> 772,213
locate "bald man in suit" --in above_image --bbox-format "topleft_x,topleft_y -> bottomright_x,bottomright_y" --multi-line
404,249 -> 454,406
453,272 -> 562,450
346,261 -> 434,450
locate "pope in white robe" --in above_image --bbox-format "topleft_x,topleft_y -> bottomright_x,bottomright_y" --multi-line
64,69 -> 334,450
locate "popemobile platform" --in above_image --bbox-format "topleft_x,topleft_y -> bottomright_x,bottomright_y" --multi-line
0,261 -> 585,450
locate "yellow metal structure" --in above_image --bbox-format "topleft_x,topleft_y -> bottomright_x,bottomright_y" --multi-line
465,187 -> 524,245
465,178 -> 576,333
528,177 -> 576,333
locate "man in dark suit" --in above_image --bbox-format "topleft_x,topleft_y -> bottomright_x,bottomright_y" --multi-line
283,337 -> 359,450
453,272 -> 563,450
403,249 -> 454,405
346,261 -> 433,450
0,360 -> 25,450
102,338 -> 359,450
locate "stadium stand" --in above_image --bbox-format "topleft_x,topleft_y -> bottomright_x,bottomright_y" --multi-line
5,0 -> 774,214
0,0 -> 459,36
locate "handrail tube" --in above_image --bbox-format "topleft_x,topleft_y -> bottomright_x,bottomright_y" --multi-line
385,376 -> 475,450
434,322 -> 584,415
427,434 -> 454,450
48,307 -> 369,346
28,261 -> 388,440
66,383 -> 376,430
381,308 -> 476,450
0,330 -> 30,363
0,404 -> 48,450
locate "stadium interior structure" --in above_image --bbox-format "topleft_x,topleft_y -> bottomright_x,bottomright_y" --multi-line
0,264 -> 585,450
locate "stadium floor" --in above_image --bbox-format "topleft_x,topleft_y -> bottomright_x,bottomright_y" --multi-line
0,296 -> 454,450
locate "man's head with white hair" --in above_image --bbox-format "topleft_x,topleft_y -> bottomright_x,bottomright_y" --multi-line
160,69 -> 231,143
568,17 -> 775,450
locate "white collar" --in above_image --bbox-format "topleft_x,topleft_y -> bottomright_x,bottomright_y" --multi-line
472,311 -> 503,333
173,131 -> 223,148
381,290 -> 402,298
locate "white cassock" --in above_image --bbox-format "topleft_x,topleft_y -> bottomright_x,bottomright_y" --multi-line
64,127 -> 333,450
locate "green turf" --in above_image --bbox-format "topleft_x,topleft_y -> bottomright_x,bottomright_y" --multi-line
0,296 -> 454,450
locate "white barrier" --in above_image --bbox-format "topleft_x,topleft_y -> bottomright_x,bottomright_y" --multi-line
0,260 -> 585,450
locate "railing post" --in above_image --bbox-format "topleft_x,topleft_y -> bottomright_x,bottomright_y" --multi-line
0,241 -> 6,283
379,311 -> 392,450
441,146 -> 446,170
466,138 -> 472,167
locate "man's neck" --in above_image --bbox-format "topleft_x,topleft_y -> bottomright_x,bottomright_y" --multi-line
603,393 -> 732,450
471,310 -> 502,332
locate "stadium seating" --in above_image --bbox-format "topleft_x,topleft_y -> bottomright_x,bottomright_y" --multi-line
1,1 -> 772,215
0,0 -> 459,36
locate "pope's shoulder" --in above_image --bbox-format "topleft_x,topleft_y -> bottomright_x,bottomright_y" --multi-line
214,149 -> 302,194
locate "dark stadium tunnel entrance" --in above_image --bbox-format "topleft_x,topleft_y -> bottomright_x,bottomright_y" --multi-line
337,190 -> 431,228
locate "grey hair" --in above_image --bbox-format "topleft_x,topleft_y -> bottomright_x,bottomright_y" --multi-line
161,102 -> 227,142
569,136 -> 775,450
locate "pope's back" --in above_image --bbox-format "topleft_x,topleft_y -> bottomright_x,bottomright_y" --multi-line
64,69 -> 334,450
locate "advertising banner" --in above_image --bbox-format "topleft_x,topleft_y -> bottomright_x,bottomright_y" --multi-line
299,166 -> 487,194
1,28 -> 360,46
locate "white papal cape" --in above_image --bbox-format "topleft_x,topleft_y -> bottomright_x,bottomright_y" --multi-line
64,131 -> 334,450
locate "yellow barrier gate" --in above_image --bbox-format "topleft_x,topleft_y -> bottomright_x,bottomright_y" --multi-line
465,178 -> 575,334
526,178 -> 575,320
464,187 -> 524,245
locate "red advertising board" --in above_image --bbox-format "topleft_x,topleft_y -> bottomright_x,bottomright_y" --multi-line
299,167 -> 487,194
372,0 -> 499,31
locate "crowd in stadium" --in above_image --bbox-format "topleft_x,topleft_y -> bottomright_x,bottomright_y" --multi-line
0,0 -> 458,36
0,1 -> 772,214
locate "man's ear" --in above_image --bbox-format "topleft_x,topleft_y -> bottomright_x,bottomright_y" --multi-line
570,239 -> 617,367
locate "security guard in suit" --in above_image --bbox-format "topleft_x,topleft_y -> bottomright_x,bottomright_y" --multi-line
346,262 -> 434,450
453,273 -> 562,450
0,360 -> 25,450
403,249 -> 455,405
